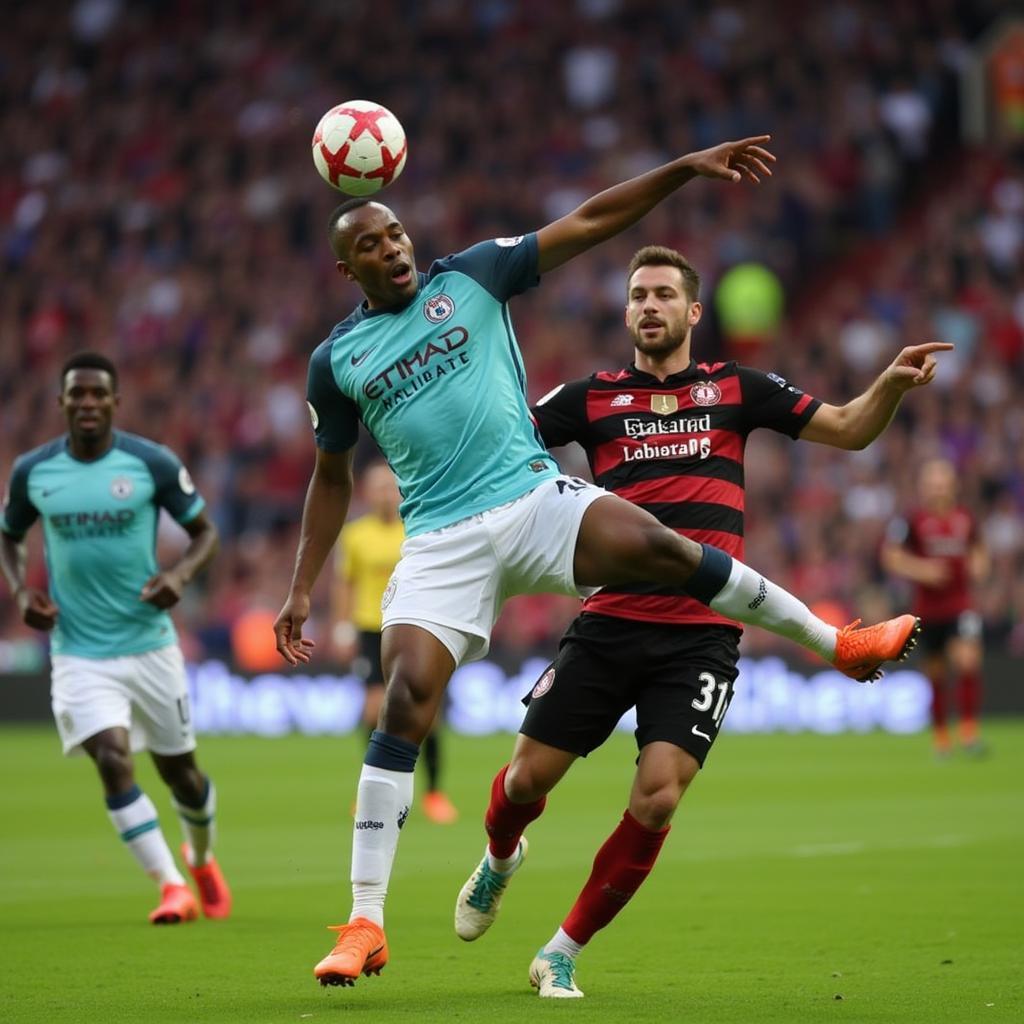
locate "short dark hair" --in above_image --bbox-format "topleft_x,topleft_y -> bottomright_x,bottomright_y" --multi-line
60,351 -> 118,391
328,197 -> 376,259
626,246 -> 701,302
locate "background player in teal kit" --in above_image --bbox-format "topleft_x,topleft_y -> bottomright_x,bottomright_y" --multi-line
0,352 -> 231,925
272,136 -> 919,987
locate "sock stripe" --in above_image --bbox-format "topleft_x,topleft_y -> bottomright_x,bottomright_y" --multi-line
683,543 -> 733,605
121,820 -> 160,842
105,784 -> 143,811
177,810 -> 213,826
364,730 -> 419,772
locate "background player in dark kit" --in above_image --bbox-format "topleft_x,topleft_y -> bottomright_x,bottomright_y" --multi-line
882,457 -> 990,757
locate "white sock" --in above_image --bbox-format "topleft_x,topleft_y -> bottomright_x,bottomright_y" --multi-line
487,842 -> 522,875
172,779 -> 216,868
708,558 -> 837,661
543,927 -> 584,960
106,789 -> 184,886
350,764 -> 414,927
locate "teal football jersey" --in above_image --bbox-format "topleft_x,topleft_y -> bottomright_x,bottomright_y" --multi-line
1,431 -> 205,659
307,234 -> 559,536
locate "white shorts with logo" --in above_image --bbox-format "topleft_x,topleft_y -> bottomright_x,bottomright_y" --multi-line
382,476 -> 608,665
51,644 -> 196,757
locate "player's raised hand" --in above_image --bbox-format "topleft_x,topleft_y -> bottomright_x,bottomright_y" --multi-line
16,586 -> 58,631
140,570 -> 184,609
274,593 -> 316,666
883,342 -> 954,392
686,136 -> 776,184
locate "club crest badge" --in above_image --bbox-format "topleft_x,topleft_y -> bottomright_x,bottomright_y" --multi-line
532,668 -> 555,699
690,381 -> 722,407
110,477 -> 134,500
650,394 -> 679,416
423,293 -> 455,324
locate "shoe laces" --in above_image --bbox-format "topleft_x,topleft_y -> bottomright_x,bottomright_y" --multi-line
327,920 -> 379,952
194,866 -> 220,904
541,951 -> 577,990
836,618 -> 878,658
466,861 -> 508,912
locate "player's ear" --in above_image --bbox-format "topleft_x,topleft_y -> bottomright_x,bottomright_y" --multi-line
688,301 -> 702,326
337,259 -> 356,282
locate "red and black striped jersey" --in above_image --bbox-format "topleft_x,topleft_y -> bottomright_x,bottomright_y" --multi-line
532,359 -> 821,627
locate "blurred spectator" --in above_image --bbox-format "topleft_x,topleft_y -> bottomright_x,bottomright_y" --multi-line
0,1 -> 1019,668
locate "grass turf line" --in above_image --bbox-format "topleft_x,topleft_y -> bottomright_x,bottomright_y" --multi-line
0,724 -> 1021,1023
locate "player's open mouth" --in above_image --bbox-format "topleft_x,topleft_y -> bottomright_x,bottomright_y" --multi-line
391,263 -> 412,285
640,319 -> 664,332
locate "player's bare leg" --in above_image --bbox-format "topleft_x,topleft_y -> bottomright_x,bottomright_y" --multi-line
456,736 -> 576,941
82,728 -> 197,923
315,624 -> 454,986
573,495 -> 919,680
152,750 -> 231,918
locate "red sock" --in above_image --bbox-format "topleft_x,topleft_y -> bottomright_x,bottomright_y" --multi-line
562,810 -> 669,945
956,671 -> 982,744
485,765 -> 545,859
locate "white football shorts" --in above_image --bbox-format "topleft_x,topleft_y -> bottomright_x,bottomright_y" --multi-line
51,644 -> 196,757
382,475 -> 608,664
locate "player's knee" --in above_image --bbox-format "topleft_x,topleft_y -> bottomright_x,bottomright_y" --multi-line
632,779 -> 689,830
504,757 -> 550,804
380,670 -> 440,739
633,523 -> 700,577
92,744 -> 133,789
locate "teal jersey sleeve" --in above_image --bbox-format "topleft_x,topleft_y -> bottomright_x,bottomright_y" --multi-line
1,452 -> 42,539
430,234 -> 539,302
116,434 -> 205,523
308,333 -> 361,451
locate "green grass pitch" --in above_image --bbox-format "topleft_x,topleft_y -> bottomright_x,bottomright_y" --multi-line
1,723 -> 1021,1023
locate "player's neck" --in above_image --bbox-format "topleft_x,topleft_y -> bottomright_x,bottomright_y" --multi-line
633,344 -> 693,381
68,431 -> 114,462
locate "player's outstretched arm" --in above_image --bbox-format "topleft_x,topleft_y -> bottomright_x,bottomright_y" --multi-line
0,531 -> 58,630
880,541 -> 950,588
140,509 -> 219,609
799,342 -> 954,451
274,448 -> 355,666
535,136 -> 775,274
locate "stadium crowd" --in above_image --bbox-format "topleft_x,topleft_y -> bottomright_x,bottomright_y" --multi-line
1,0 -> 1020,671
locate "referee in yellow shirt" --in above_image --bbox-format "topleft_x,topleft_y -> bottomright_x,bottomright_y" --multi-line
331,461 -> 457,824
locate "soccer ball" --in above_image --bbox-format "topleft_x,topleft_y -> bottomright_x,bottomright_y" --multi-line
312,100 -> 408,196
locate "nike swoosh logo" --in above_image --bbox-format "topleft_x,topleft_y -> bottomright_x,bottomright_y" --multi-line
691,725 -> 711,741
351,348 -> 375,366
41,486 -> 67,498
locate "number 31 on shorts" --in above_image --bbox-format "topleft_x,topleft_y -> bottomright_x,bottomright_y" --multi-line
691,671 -> 732,727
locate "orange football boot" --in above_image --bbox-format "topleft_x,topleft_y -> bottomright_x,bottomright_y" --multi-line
833,615 -> 920,682
422,790 -> 458,824
314,918 -> 389,987
183,845 -> 232,919
149,882 -> 199,924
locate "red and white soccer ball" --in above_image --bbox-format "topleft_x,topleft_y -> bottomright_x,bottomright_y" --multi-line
311,100 -> 408,196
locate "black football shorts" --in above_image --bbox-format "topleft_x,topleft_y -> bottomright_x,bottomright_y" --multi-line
918,610 -> 982,655
354,630 -> 384,687
520,613 -> 741,766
